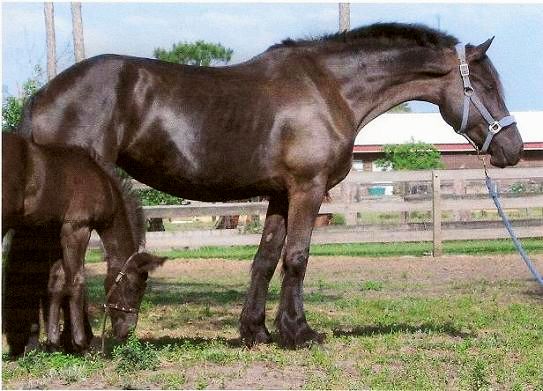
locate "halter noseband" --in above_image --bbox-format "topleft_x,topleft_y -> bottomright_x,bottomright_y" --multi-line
454,43 -> 516,153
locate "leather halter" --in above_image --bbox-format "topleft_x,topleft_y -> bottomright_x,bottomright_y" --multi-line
100,251 -> 140,352
103,252 -> 139,314
454,43 -> 516,153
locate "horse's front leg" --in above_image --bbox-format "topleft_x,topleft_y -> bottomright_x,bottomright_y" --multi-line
275,180 -> 326,348
240,195 -> 288,346
60,224 -> 91,352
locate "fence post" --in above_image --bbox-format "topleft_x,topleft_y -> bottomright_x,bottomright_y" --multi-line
432,170 -> 443,257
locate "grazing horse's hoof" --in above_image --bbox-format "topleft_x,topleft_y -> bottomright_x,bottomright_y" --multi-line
276,314 -> 325,349
239,321 -> 272,346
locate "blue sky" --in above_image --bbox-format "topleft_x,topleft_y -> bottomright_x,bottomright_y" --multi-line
2,2 -> 542,112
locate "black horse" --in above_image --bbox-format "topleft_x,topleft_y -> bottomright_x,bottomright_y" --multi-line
17,23 -> 523,347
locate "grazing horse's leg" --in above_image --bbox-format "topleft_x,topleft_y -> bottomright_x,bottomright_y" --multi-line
275,181 -> 326,348
60,224 -> 91,351
240,195 -> 288,345
46,260 -> 65,349
60,297 -> 93,352
3,228 -> 51,356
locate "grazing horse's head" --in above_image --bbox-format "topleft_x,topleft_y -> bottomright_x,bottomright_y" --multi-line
439,38 -> 523,167
105,252 -> 167,340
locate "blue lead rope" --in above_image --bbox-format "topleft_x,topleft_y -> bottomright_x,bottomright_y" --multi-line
485,176 -> 543,287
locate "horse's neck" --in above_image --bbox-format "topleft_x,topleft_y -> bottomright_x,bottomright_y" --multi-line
98,209 -> 139,266
320,45 -> 451,130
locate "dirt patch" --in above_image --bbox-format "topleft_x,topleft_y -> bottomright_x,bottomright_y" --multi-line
87,253 -> 543,286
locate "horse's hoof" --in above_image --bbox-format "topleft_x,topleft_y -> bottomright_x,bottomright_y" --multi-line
239,323 -> 272,346
276,315 -> 325,349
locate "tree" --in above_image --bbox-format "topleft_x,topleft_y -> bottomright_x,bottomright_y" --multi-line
388,102 -> 412,113
153,41 -> 233,66
339,3 -> 350,32
71,2 -> 85,62
2,68 -> 42,133
375,139 -> 444,171
44,2 -> 57,80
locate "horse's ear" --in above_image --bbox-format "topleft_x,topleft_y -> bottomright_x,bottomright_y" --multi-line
468,37 -> 494,61
134,252 -> 167,272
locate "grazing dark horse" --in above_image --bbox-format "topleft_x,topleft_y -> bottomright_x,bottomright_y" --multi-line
2,133 -> 166,355
17,23 -> 523,347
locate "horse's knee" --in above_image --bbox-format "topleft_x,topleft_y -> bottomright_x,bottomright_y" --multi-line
283,249 -> 309,277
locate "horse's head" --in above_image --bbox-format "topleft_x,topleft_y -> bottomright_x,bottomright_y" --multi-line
439,38 -> 523,167
104,252 -> 167,340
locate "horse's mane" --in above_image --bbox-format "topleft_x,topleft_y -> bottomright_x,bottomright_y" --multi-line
271,22 -> 459,50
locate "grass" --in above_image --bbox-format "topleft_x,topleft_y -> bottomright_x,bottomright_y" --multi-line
84,238 -> 543,263
3,254 -> 543,389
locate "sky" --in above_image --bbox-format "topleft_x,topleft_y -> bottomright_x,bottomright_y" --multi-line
2,2 -> 543,113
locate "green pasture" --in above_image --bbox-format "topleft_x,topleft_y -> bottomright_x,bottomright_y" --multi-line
3,249 -> 543,389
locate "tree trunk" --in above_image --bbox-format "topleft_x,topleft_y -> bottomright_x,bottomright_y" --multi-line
71,2 -> 85,62
44,2 -> 56,80
338,3 -> 350,32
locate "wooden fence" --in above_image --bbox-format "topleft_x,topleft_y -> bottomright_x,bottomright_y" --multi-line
92,167 -> 543,254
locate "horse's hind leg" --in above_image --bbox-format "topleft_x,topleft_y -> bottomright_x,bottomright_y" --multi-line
240,195 -> 288,346
46,260 -> 65,349
275,181 -> 326,348
60,225 -> 91,352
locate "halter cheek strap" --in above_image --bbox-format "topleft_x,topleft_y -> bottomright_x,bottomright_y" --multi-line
101,251 -> 140,353
454,43 -> 516,153
103,251 -> 139,313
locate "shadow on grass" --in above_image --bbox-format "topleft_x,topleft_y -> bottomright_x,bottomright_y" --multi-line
86,276 -> 342,307
333,321 -> 475,338
523,286 -> 543,300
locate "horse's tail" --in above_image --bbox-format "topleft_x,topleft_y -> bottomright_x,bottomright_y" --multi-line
2,225 -> 62,356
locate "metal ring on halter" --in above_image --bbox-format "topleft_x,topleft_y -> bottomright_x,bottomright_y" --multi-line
488,121 -> 502,134
464,86 -> 474,96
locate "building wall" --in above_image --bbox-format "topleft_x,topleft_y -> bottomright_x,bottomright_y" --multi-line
353,150 -> 543,171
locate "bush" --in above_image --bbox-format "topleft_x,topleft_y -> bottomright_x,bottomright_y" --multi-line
330,214 -> 346,225
135,188 -> 187,206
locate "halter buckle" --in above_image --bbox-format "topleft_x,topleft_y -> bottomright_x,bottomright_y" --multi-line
459,63 -> 470,77
115,271 -> 126,283
488,121 -> 502,134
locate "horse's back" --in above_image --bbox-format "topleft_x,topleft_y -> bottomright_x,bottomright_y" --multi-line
2,133 -> 28,227
3,132 -> 117,227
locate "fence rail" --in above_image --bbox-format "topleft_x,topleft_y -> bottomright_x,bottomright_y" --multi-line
111,167 -> 543,253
